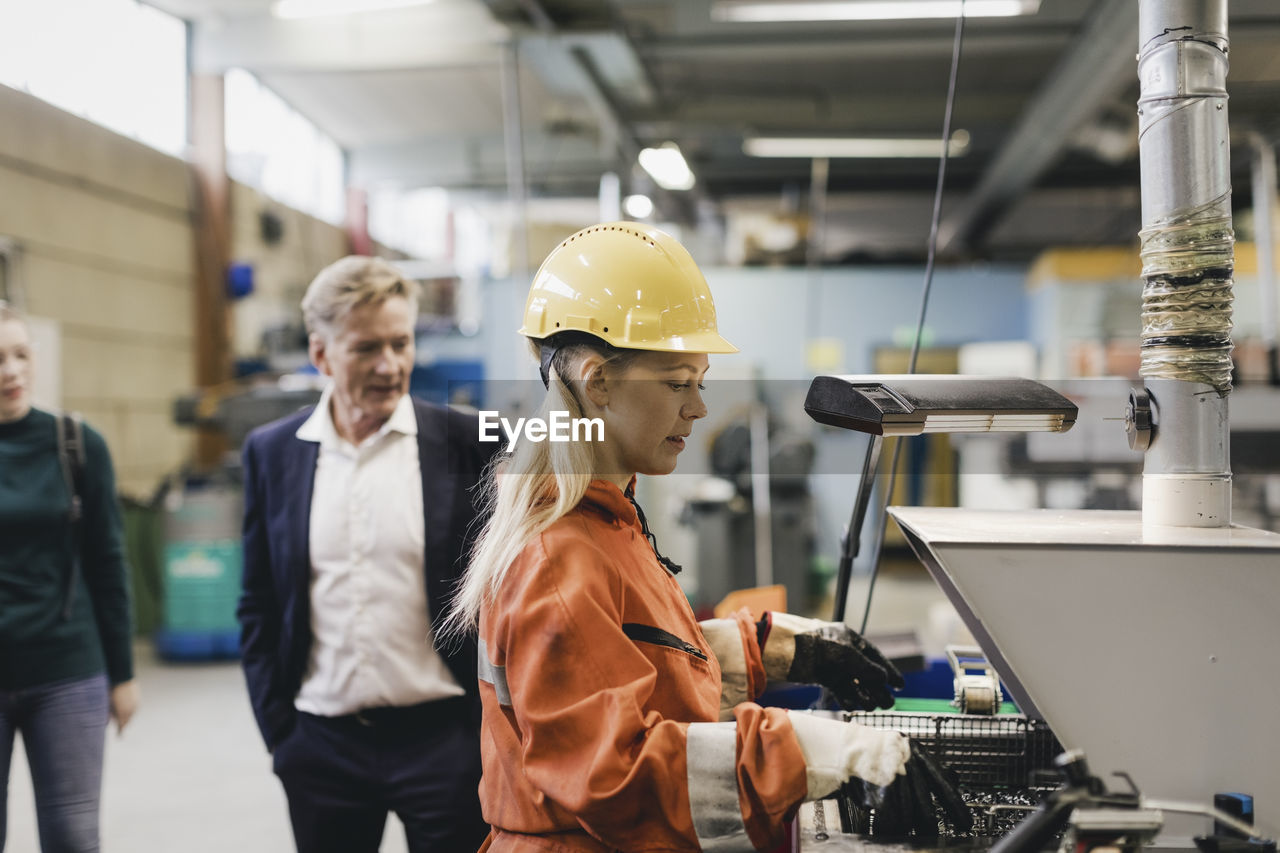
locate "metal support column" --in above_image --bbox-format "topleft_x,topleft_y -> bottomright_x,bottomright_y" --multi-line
189,70 -> 232,470
500,41 -> 529,282
1250,135 -> 1279,384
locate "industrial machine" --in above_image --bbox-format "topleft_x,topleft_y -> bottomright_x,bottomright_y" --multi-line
796,747 -> 1274,853
173,378 -> 323,458
796,364 -> 1280,850
683,414 -> 817,611
793,4 -> 1280,850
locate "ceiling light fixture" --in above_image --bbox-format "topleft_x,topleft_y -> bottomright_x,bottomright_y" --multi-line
712,0 -> 1039,23
272,0 -> 436,20
623,194 -> 654,219
744,130 -> 970,159
638,143 -> 696,191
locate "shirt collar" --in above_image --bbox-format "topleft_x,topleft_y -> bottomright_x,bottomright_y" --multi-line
295,383 -> 418,448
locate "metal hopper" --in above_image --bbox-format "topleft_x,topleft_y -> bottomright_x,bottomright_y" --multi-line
889,505 -> 1280,843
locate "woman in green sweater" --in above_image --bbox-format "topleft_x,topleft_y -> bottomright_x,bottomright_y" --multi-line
0,302 -> 138,852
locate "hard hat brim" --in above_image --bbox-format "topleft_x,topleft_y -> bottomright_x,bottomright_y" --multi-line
628,330 -> 739,354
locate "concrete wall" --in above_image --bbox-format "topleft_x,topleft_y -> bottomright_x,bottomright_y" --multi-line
228,185 -> 351,361
0,84 -> 364,497
457,263 -> 1028,380
0,84 -> 194,497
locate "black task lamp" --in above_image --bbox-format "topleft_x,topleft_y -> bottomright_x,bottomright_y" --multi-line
804,375 -> 1079,623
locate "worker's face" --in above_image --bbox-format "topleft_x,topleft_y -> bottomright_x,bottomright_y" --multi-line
310,296 -> 415,443
593,351 -> 709,482
0,318 -> 34,424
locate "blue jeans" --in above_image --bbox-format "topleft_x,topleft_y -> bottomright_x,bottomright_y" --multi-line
0,673 -> 109,853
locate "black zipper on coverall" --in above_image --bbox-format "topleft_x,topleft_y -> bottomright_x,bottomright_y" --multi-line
621,623 -> 708,661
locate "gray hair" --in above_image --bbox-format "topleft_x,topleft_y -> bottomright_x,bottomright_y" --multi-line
300,256 -> 420,339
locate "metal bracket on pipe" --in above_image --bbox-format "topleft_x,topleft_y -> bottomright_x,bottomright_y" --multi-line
1126,388 -> 1154,451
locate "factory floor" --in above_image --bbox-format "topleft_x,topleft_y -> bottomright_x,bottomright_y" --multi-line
4,565 -> 950,853
4,640 -> 415,853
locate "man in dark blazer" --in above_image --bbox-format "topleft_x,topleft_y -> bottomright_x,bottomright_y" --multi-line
238,256 -> 498,853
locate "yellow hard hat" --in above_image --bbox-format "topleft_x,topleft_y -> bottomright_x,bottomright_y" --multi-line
519,222 -> 738,354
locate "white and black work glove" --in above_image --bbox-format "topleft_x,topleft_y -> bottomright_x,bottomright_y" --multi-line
759,612 -> 904,711
786,712 -> 911,801
841,739 -> 974,838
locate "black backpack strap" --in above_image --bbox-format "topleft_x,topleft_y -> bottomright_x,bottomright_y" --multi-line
56,412 -> 86,620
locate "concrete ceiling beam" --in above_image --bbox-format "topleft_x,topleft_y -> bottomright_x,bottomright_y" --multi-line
181,3 -> 508,73
647,30 -> 1071,64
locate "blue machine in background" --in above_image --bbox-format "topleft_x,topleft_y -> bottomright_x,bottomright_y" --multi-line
411,359 -> 486,409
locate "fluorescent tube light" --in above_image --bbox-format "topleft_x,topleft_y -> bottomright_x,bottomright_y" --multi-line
744,130 -> 969,159
713,0 -> 1038,22
638,143 -> 696,191
272,0 -> 436,20
623,194 -> 654,219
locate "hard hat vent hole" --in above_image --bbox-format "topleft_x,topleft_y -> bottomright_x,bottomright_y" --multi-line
603,327 -> 609,333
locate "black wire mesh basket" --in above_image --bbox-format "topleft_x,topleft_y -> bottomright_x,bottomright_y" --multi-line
840,710 -> 1065,838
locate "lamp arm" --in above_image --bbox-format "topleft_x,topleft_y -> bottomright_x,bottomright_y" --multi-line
832,433 -> 882,622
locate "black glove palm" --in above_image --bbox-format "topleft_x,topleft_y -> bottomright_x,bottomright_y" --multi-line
842,740 -> 973,838
770,616 -> 906,710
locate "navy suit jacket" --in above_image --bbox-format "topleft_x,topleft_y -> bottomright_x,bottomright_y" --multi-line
237,396 -> 498,750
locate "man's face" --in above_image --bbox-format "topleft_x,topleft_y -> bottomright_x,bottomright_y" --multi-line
310,296 -> 415,441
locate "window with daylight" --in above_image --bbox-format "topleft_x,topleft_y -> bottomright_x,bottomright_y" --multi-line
0,0 -> 186,156
225,69 -> 346,226
367,185 -> 452,260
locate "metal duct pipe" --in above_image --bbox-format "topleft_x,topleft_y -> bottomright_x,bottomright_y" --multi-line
1136,0 -> 1233,527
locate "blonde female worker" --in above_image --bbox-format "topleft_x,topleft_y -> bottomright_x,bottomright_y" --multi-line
448,224 -> 969,852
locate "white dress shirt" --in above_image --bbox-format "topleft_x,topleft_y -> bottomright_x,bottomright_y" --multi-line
293,386 -> 464,716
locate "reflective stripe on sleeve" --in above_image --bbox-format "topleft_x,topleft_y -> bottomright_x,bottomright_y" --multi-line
476,638 -> 511,706
699,618 -> 750,721
685,721 -> 751,851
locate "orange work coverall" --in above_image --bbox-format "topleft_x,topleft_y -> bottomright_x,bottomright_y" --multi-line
478,479 -> 809,852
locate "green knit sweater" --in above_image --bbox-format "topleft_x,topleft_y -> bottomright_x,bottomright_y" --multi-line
0,408 -> 133,689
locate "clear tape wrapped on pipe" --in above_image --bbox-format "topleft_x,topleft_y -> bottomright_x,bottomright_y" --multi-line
1138,196 -> 1235,392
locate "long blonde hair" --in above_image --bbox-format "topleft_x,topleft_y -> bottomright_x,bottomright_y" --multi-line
444,338 -> 640,638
